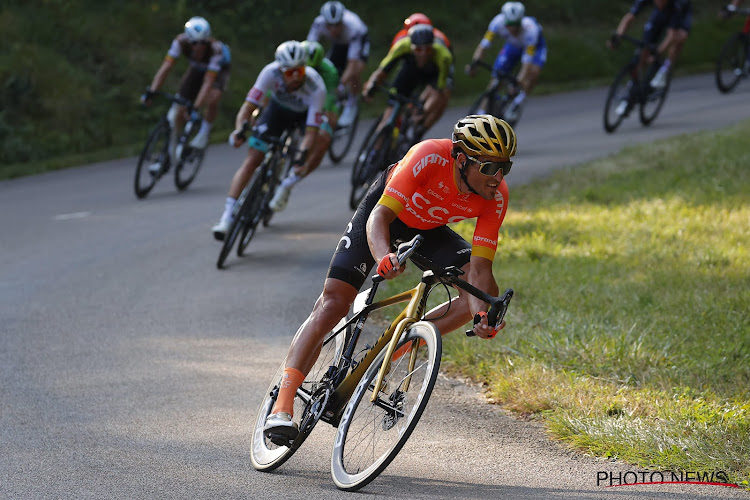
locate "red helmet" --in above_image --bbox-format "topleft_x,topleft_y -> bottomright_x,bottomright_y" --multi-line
404,13 -> 432,28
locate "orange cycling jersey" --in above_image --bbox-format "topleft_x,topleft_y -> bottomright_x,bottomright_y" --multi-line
377,139 -> 509,260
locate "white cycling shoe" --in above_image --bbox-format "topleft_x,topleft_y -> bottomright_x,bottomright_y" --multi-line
211,217 -> 232,241
269,184 -> 291,212
190,129 -> 209,149
263,412 -> 299,445
650,68 -> 668,89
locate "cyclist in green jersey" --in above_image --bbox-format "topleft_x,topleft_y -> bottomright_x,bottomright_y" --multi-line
270,40 -> 342,211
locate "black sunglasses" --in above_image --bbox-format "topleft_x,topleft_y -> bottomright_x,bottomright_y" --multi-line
466,156 -> 512,176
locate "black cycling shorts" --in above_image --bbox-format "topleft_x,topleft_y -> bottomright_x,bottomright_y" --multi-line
178,64 -> 231,101
326,166 -> 472,291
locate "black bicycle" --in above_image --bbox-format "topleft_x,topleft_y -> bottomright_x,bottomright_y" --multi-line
715,5 -> 750,93
467,61 -> 523,127
250,234 -> 514,491
603,34 -> 672,133
216,126 -> 299,269
328,88 -> 360,163
349,87 -> 424,210
134,91 -> 206,199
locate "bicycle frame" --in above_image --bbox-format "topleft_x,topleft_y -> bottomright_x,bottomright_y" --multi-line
318,275 -> 427,426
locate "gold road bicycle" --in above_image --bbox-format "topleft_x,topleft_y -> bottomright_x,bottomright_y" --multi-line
250,234 -> 514,491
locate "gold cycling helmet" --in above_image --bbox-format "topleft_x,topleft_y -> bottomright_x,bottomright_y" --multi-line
452,114 -> 517,160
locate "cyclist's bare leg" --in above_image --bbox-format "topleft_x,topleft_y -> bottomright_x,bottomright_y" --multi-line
420,86 -> 445,131
228,148 -> 264,198
203,88 -> 223,123
341,59 -> 365,96
304,130 -> 332,176
271,278 -> 359,415
663,28 -> 687,65
517,63 -> 540,94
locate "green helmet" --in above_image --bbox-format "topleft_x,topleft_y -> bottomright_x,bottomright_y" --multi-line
301,40 -> 325,68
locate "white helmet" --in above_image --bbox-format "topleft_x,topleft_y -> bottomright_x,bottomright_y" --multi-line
321,1 -> 345,24
501,2 -> 525,24
184,17 -> 211,42
275,40 -> 307,69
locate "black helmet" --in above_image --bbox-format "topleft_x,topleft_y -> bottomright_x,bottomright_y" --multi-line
408,24 -> 434,46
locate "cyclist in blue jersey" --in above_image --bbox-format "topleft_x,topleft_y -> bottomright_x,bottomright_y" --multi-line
465,2 -> 546,124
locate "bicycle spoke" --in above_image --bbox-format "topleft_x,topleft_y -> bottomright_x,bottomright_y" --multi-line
332,323 -> 440,491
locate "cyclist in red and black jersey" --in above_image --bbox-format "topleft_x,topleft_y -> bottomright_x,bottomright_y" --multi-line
262,115 -> 517,442
142,17 -> 231,159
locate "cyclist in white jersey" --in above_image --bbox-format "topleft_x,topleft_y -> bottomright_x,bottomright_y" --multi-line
307,1 -> 370,125
466,2 -> 547,123
211,41 -> 327,239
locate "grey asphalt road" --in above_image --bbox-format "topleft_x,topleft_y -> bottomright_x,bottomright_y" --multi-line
1,73 -> 748,499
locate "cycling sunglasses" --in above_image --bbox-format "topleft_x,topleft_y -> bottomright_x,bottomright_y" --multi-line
281,66 -> 305,79
466,156 -> 513,177
412,44 -> 431,54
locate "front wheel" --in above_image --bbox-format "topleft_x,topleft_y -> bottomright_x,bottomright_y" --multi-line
328,109 -> 360,163
174,120 -> 206,191
250,327 -> 347,472
349,122 -> 391,210
715,33 -> 748,94
331,322 -> 441,491
134,120 -> 170,199
603,64 -> 634,133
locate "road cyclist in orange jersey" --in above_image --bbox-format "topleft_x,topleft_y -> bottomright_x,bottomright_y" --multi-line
262,114 -> 517,443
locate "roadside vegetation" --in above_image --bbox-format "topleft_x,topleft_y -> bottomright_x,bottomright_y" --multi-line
0,0 -> 738,178
392,120 -> 748,486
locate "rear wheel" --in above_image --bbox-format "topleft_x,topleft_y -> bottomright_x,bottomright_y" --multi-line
134,120 -> 170,199
250,327 -> 347,472
328,109 -> 359,163
174,120 -> 206,191
603,64 -> 634,133
331,322 -> 441,491
715,33 -> 748,93
639,61 -> 671,126
349,122 -> 391,210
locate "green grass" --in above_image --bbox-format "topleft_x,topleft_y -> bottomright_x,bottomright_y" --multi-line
381,119 -> 750,486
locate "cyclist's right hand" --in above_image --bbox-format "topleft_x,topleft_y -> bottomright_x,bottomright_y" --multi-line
140,88 -> 155,106
464,61 -> 478,77
362,82 -> 376,103
228,120 -> 250,147
377,253 -> 404,279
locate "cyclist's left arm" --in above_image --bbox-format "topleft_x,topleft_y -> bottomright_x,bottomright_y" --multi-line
467,255 -> 503,338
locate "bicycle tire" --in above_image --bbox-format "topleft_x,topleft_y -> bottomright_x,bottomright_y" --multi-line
349,123 -> 391,210
251,327 -> 347,472
216,174 -> 260,269
639,61 -> 671,126
715,33 -> 748,94
262,141 -> 293,228
331,321 -> 441,491
174,120 -> 206,191
134,120 -> 170,199
603,63 -> 634,133
328,108 -> 360,163
236,167 -> 268,257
